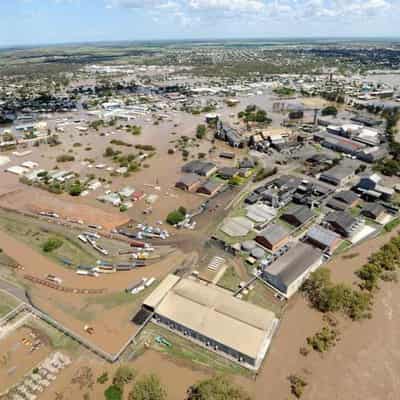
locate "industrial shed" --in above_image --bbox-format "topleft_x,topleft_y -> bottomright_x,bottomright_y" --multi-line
360,203 -> 386,221
281,206 -> 315,227
246,204 -> 277,224
319,164 -> 355,186
324,211 -> 361,238
221,217 -> 254,237
255,224 -> 290,252
261,242 -> 323,298
305,225 -> 341,252
150,277 -> 278,370
332,190 -> 360,207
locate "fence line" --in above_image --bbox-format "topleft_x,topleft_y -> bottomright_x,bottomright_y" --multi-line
0,302 -> 141,363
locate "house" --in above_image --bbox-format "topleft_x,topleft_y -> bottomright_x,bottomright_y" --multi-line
332,191 -> 360,208
305,225 -> 341,252
261,242 -> 322,298
255,224 -> 290,252
239,158 -> 255,169
281,206 -> 315,227
182,160 -> 217,177
218,167 -> 239,180
197,180 -> 223,196
324,211 -> 360,237
360,203 -> 386,221
175,174 -> 202,192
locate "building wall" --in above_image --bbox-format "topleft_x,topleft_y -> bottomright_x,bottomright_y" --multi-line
307,236 -> 340,252
256,236 -> 289,252
153,313 -> 256,367
262,256 -> 323,298
286,257 -> 323,298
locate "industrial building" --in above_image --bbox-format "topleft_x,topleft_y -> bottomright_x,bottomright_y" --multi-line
143,275 -> 279,370
305,225 -> 341,252
260,242 -> 323,298
319,164 -> 356,186
255,224 -> 290,252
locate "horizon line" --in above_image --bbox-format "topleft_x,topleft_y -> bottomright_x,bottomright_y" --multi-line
1,35 -> 400,51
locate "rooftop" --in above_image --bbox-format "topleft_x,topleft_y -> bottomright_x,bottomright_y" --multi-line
264,242 -> 322,287
307,225 -> 341,248
258,224 -> 290,245
154,277 -> 277,360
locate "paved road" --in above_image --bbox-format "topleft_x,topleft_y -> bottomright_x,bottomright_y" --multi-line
0,278 -> 30,304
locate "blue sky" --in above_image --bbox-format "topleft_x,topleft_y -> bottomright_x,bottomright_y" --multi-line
1,0 -> 399,47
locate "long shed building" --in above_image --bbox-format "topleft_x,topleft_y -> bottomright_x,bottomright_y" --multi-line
143,276 -> 278,370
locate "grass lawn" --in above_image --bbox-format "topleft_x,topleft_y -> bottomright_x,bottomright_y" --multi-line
334,240 -> 352,255
384,217 -> 400,233
349,206 -> 362,217
0,210 -> 129,268
243,280 -> 285,317
217,267 -> 241,292
215,228 -> 257,246
86,281 -> 160,310
139,323 -> 253,378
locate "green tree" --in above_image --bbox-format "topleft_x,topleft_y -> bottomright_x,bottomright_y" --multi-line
196,124 -> 206,139
113,365 -> 136,388
104,385 -> 122,400
42,238 -> 63,253
69,181 -> 83,196
166,210 -> 185,225
128,374 -> 166,400
187,376 -> 251,400
321,106 -> 338,117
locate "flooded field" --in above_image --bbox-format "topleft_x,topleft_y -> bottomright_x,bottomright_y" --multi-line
0,228 -> 187,354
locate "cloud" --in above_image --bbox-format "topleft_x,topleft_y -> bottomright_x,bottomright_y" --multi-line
188,0 -> 266,12
105,0 -> 396,26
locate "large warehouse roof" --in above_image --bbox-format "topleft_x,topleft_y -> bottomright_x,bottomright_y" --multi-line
143,274 -> 180,310
154,278 -> 277,360
265,242 -> 322,287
